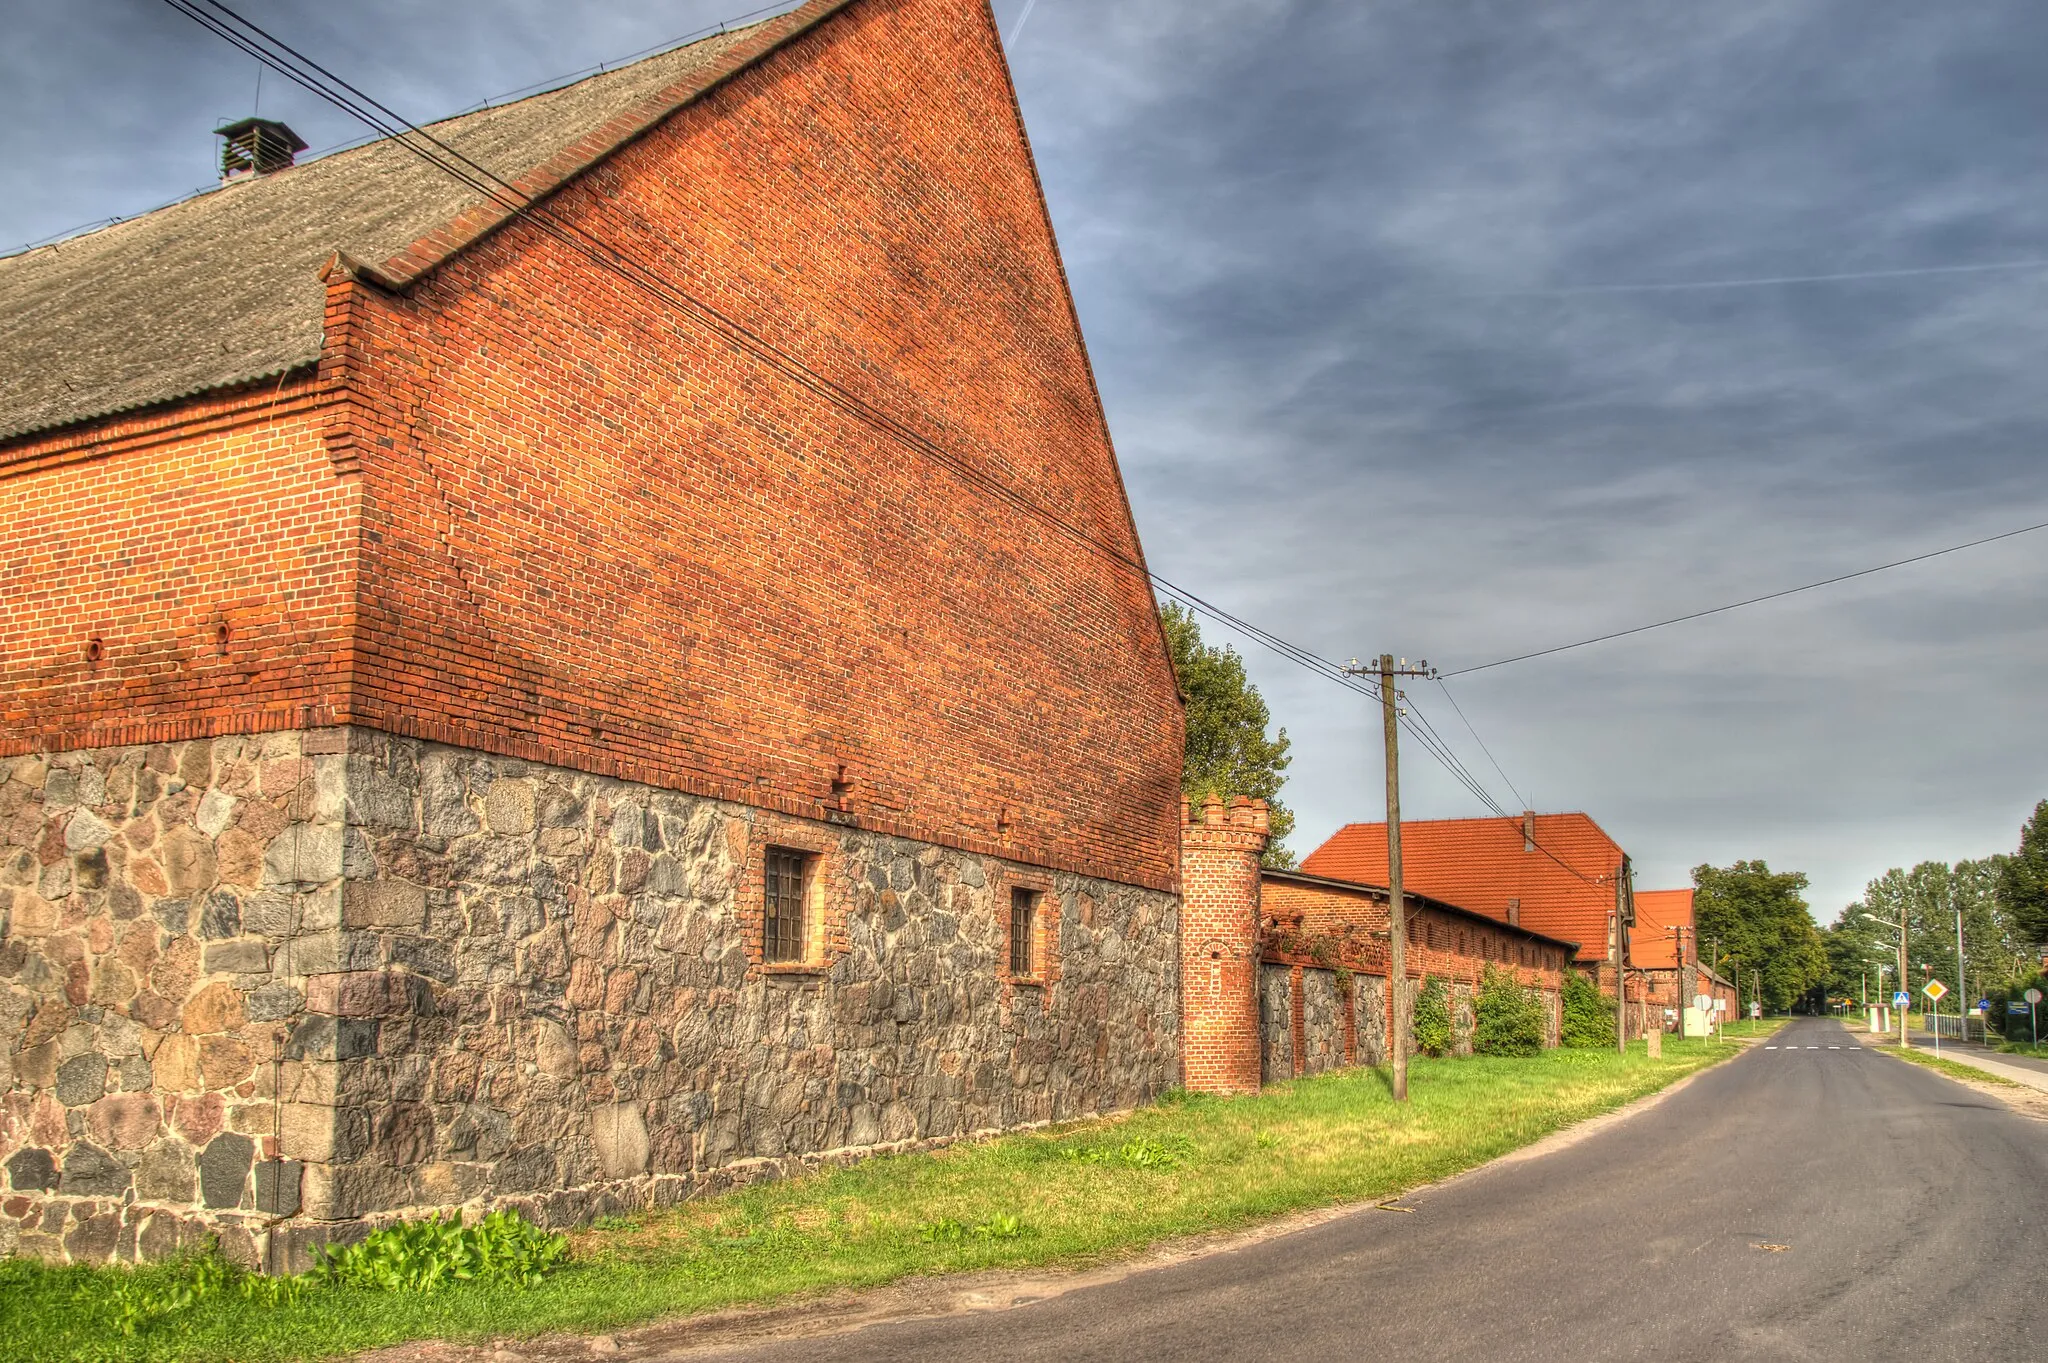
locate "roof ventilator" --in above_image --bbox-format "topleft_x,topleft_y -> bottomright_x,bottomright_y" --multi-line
215,118 -> 308,180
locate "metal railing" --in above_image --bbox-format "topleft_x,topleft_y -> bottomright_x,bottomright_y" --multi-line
1923,1012 -> 1987,1042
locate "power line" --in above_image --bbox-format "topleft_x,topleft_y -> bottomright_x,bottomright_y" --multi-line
160,0 -> 1385,708
1452,257 -> 2048,300
1445,516 -> 2048,677
1432,676 -> 1525,809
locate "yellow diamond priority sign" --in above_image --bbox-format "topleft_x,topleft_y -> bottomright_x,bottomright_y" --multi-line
1923,979 -> 1948,1002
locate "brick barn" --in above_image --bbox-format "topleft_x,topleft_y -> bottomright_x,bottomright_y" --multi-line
0,0 -> 1188,1267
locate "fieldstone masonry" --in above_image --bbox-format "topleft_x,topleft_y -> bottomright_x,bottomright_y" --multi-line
1,729 -> 1179,1267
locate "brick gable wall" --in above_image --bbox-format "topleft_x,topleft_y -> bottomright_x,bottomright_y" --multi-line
0,0 -> 1182,894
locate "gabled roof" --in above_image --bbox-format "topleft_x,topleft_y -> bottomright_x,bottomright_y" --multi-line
1301,812 -> 1626,962
1630,888 -> 1694,970
0,2 -> 848,443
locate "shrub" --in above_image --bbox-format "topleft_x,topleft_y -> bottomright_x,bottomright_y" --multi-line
313,1210 -> 569,1292
1413,976 -> 1453,1057
1559,971 -> 1615,1048
1473,965 -> 1546,1057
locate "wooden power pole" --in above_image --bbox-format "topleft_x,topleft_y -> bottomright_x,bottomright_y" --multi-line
1348,654 -> 1436,1103
1382,655 -> 1409,1102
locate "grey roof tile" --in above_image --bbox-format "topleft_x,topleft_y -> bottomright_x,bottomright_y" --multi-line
0,24 -> 760,443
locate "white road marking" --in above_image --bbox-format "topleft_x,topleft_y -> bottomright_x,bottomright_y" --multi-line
1850,1047 -> 1862,1051
1766,1045 -> 1778,1050
1828,1046 -> 1840,1050
1806,1046 -> 1820,1049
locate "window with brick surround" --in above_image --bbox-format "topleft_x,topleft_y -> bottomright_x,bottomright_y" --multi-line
764,847 -> 814,964
1009,887 -> 1040,977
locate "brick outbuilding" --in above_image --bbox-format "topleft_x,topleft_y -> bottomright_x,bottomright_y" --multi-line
1,0 -> 1187,1267
1179,796 -> 1576,1093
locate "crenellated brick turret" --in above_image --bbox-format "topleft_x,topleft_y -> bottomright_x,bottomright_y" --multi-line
1178,794 -> 1268,1094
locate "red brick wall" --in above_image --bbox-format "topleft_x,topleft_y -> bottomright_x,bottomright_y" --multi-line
0,0 -> 1182,892
0,382 -> 359,750
1179,795 -> 1268,1094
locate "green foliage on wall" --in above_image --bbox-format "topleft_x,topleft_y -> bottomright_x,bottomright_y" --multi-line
1473,965 -> 1546,1057
1413,976 -> 1453,1057
1559,971 -> 1615,1048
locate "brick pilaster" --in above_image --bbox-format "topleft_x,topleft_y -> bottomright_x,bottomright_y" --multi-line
1179,793 -> 1268,1095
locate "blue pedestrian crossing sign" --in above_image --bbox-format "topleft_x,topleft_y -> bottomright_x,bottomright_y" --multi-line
1892,991 -> 1910,1007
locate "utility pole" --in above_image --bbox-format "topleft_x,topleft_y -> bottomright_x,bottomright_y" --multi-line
1957,909 -> 1967,1044
1613,869 -> 1628,1055
1346,655 -> 1436,1103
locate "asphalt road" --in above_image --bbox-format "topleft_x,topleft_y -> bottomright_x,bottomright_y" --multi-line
677,1019 -> 2048,1363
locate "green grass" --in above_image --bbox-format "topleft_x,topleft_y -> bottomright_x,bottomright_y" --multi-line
1883,1044 -> 2019,1087
1,1038 -> 1740,1363
1992,1038 -> 2048,1059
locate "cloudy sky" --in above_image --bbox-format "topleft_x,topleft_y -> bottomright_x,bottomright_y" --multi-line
7,0 -> 2046,918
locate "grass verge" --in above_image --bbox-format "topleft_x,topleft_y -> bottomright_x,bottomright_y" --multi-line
2,1037 -> 1741,1363
1882,1044 -> 2019,1087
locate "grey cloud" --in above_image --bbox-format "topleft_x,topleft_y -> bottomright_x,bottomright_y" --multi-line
6,0 -> 2046,912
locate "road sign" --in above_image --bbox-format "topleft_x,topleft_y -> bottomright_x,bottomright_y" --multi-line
2008,1001 -> 2031,1015
1892,991 -> 1910,1007
1693,994 -> 1713,1013
1978,998 -> 1991,1014
1750,1001 -> 1761,1019
2028,988 -> 2044,1005
1923,979 -> 1948,1002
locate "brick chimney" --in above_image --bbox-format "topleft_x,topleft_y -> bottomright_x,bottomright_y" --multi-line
1179,793 -> 1269,1095
1523,810 -> 1536,852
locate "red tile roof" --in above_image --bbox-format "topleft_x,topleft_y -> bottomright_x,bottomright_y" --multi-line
1629,889 -> 1694,970
1301,812 -> 1626,963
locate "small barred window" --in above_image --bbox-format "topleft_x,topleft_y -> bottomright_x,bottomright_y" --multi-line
764,847 -> 812,963
1010,888 -> 1040,976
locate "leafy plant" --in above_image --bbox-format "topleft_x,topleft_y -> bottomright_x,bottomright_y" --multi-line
1560,971 -> 1615,1048
313,1210 -> 569,1292
1473,965 -> 1546,1057
917,1213 -> 1026,1243
1116,1135 -> 1193,1170
1413,976 -> 1453,1057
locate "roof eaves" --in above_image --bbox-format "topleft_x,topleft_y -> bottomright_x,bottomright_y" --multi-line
0,359 -> 320,453
373,0 -> 859,290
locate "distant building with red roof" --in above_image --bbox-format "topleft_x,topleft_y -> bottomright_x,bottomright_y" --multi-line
1302,811 -> 1628,967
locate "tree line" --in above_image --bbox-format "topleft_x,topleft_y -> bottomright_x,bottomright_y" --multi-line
1817,802 -> 2048,1019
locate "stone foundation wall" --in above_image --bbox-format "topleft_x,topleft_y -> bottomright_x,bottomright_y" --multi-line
1258,964 -> 1291,1084
1256,965 -> 1349,1081
0,733 -> 346,1267
1,729 -> 1181,1267
1352,975 -> 1388,1066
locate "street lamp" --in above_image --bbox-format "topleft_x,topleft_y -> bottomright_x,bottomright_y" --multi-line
1863,911 -> 1909,1048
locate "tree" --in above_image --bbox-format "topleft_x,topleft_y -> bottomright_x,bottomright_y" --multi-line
1159,602 -> 1297,867
1853,859 -> 2021,997
1691,861 -> 1826,1013
1997,801 -> 2048,953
